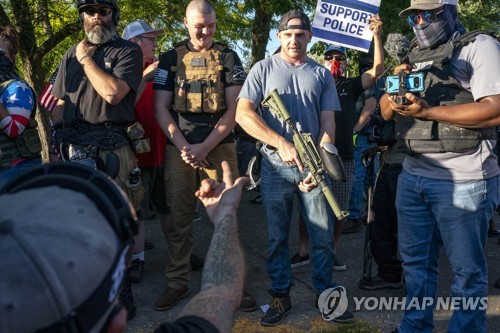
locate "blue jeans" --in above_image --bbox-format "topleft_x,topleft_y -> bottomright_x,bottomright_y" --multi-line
396,170 -> 498,333
260,158 -> 335,296
0,159 -> 42,190
348,134 -> 375,220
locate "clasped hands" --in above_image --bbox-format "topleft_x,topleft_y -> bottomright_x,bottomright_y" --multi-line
181,144 -> 209,168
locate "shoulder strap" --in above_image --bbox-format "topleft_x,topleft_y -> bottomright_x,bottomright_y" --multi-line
453,30 -> 498,48
212,41 -> 227,52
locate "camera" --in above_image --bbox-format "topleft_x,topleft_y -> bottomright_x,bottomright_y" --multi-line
386,73 -> 424,94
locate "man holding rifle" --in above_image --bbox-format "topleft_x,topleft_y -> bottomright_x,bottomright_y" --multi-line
236,9 -> 352,326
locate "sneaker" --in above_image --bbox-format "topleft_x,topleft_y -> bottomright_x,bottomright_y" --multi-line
119,269 -> 136,320
239,292 -> 258,312
144,239 -> 155,250
341,219 -> 364,234
260,294 -> 291,326
129,259 -> 144,283
333,257 -> 346,271
358,276 -> 403,290
332,310 -> 355,323
291,253 -> 310,268
315,295 -> 354,323
190,253 -> 205,271
251,194 -> 263,204
154,287 -> 189,311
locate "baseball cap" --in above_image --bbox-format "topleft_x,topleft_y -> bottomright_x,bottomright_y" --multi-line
278,10 -> 311,32
0,162 -> 137,333
399,0 -> 457,16
324,44 -> 347,56
122,19 -> 164,40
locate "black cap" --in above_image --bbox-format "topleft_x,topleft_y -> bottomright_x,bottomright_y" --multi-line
278,10 -> 311,32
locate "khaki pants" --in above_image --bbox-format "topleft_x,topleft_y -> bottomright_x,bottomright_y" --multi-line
163,143 -> 238,289
98,145 -> 144,211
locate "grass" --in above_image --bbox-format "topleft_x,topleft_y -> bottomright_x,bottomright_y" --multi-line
231,317 -> 381,333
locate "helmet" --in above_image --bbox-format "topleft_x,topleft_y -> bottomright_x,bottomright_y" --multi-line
77,0 -> 120,25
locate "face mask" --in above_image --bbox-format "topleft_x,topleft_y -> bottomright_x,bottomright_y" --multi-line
0,51 -> 13,74
324,59 -> 345,79
412,5 -> 465,48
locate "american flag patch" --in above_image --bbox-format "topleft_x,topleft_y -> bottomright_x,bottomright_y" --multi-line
38,66 -> 59,112
154,68 -> 168,85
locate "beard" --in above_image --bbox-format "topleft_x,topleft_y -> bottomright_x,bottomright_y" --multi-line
84,20 -> 116,45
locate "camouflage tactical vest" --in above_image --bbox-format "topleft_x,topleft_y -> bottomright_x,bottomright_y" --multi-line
171,41 -> 226,113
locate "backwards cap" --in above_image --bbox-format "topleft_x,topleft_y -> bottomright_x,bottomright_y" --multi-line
399,0 -> 458,16
0,162 -> 137,333
278,10 -> 311,32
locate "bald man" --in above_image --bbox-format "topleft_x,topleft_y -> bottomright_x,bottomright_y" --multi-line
153,0 -> 253,312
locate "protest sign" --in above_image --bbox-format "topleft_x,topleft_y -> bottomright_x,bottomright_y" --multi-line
312,0 -> 381,52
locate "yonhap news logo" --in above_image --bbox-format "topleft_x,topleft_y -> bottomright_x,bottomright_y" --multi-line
318,287 -> 488,321
317,286 -> 349,321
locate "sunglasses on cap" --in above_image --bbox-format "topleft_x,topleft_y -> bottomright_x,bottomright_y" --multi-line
82,6 -> 112,17
324,54 -> 346,61
407,9 -> 443,27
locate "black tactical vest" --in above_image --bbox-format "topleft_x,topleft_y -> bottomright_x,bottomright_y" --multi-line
395,31 -> 497,154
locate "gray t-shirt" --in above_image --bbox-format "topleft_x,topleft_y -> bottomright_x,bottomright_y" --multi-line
238,55 -> 340,164
404,34 -> 500,180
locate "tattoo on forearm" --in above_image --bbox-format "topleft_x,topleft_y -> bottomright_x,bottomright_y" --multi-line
201,214 -> 244,288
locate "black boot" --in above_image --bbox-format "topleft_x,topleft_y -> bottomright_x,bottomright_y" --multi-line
119,268 -> 136,320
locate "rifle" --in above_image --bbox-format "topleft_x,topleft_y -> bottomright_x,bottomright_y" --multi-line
262,89 -> 348,220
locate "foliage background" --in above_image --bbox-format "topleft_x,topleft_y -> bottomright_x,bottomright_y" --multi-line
0,0 -> 497,160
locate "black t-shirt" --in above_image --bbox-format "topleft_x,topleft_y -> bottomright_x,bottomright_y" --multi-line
53,37 -> 143,125
153,42 -> 246,145
335,76 -> 364,159
154,316 -> 220,333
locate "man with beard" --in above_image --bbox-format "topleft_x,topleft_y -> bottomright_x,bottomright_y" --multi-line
153,0 -> 253,312
380,1 -> 500,332
51,0 -> 144,320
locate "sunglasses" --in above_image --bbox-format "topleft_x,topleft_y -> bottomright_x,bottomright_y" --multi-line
407,9 -> 443,27
82,6 -> 112,17
324,54 -> 346,61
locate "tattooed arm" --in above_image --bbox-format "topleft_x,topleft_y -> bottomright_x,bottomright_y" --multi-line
177,161 -> 249,333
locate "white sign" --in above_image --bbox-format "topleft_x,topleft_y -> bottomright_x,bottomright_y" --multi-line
312,0 -> 381,52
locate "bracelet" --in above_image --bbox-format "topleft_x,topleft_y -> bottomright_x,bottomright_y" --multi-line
79,55 -> 90,63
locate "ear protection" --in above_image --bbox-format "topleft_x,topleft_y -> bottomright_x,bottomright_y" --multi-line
0,162 -> 137,333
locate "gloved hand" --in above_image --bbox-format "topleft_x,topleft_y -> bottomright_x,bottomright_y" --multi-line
361,146 -> 381,168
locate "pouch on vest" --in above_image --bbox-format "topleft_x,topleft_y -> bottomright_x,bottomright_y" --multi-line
15,118 -> 42,158
172,43 -> 226,113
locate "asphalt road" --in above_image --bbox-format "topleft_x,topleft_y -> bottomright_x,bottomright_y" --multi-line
125,189 -> 500,333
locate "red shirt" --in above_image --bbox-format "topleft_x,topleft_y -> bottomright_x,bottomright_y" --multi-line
135,79 -> 167,167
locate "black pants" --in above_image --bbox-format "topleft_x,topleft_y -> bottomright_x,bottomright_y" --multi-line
369,162 -> 403,282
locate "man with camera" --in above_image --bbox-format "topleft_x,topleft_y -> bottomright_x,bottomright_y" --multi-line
381,1 -> 500,332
